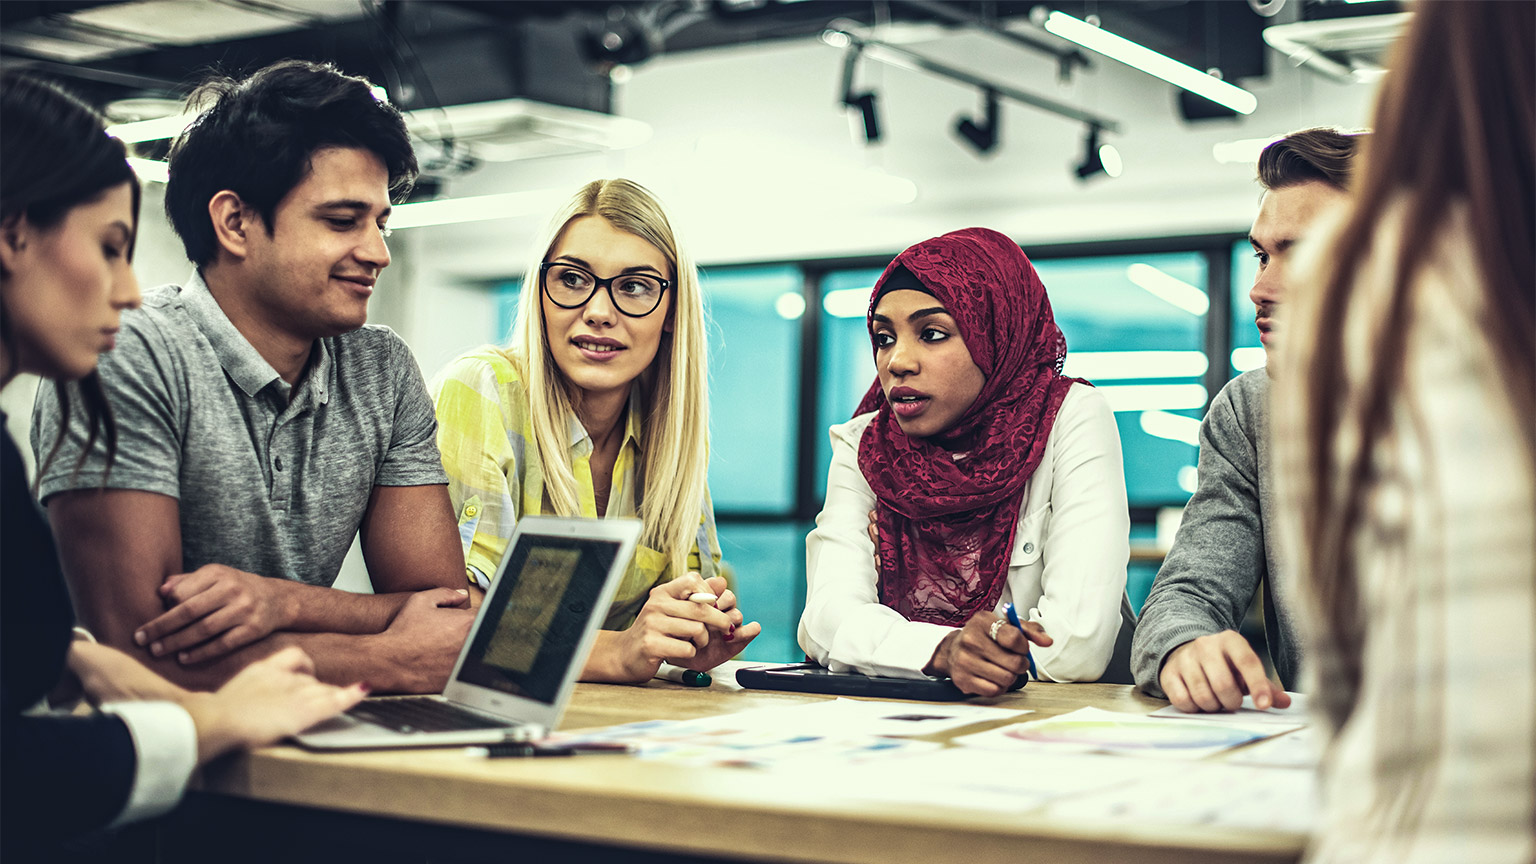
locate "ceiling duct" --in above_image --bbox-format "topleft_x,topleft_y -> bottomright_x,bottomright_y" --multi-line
405,98 -> 651,166
1263,11 -> 1410,83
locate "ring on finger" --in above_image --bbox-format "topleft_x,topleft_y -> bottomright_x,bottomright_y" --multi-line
988,618 -> 1006,642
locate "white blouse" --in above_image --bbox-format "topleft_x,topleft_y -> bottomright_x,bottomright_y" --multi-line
798,383 -> 1130,682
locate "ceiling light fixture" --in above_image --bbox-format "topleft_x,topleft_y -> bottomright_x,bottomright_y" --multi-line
389,188 -> 567,230
1074,125 -> 1123,181
839,44 -> 882,144
105,112 -> 196,143
1126,263 -> 1208,315
1040,10 -> 1258,115
954,88 -> 1000,155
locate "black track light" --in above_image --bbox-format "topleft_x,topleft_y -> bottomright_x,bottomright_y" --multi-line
1074,125 -> 1123,181
954,88 -> 1000,155
839,45 -> 881,145
845,91 -> 882,144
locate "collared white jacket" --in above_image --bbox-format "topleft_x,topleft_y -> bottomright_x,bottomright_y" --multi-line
798,383 -> 1130,682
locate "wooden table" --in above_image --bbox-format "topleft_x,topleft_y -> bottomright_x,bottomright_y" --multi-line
186,665 -> 1305,864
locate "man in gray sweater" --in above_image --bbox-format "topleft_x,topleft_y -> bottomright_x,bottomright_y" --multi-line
1132,129 -> 1361,712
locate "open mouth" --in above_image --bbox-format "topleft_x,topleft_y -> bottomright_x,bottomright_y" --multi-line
573,337 -> 624,354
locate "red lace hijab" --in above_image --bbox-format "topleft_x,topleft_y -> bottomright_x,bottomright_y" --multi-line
854,227 -> 1081,626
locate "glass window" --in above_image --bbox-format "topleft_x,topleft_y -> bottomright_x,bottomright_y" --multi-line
717,521 -> 809,663
814,267 -> 884,499
1035,252 -> 1207,507
701,265 -> 802,514
1230,240 -> 1265,376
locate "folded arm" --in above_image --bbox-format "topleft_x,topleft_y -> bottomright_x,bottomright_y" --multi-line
50,488 -> 470,692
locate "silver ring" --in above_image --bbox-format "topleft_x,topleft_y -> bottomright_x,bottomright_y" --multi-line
988,618 -> 1006,642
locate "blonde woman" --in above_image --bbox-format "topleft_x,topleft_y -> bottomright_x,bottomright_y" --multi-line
433,179 -> 759,682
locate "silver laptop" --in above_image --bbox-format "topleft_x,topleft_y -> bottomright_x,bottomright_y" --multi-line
293,515 -> 641,750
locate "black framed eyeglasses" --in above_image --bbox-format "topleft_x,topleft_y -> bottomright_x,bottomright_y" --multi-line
540,262 -> 670,318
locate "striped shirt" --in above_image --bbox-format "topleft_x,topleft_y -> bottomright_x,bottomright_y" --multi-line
1276,203 -> 1535,863
431,346 -> 720,630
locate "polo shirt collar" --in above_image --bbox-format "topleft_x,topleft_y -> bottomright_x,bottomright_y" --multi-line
180,270 -> 331,407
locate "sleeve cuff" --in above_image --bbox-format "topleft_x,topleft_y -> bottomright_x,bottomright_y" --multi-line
99,701 -> 198,827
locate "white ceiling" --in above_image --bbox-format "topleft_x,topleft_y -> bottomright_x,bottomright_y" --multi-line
397,25 -> 1378,278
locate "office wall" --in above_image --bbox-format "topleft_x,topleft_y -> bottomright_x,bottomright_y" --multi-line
17,28 -> 1376,656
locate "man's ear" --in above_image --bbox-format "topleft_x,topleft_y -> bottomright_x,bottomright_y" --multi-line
208,190 -> 254,260
0,214 -> 31,275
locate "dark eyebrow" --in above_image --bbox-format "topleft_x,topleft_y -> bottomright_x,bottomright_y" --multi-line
553,255 -> 665,277
315,199 -> 391,219
1248,234 -> 1296,254
908,306 -> 951,322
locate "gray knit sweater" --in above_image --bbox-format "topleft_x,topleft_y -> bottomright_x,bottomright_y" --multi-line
1131,370 -> 1301,695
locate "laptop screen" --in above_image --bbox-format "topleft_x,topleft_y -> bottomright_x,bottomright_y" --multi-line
455,533 -> 621,704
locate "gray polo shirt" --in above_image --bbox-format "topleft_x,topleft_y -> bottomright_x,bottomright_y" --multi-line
32,272 -> 448,587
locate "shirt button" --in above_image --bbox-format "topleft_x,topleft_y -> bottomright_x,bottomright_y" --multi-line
1022,542 -> 1035,554
464,504 -> 479,518
274,456 -> 284,472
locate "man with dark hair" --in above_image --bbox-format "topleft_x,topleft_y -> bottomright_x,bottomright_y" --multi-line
1132,127 -> 1361,712
33,60 -> 472,693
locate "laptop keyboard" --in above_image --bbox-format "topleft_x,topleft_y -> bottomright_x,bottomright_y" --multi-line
346,698 -> 514,734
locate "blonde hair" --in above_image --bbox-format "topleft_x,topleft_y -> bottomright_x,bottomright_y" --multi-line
507,179 -> 711,579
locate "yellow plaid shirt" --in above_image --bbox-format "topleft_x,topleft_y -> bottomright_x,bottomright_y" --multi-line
431,346 -> 720,630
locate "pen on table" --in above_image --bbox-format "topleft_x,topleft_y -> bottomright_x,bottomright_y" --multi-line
466,741 -> 635,758
656,661 -> 711,687
1002,602 -> 1039,682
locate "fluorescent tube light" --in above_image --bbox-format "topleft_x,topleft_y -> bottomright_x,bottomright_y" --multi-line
1213,136 -> 1284,165
126,158 -> 169,184
1231,347 -> 1268,371
823,287 -> 872,318
1139,410 -> 1202,446
1042,11 -> 1258,115
1097,383 -> 1209,413
1063,351 -> 1208,380
106,113 -> 197,143
389,189 -> 566,230
1126,264 -> 1210,316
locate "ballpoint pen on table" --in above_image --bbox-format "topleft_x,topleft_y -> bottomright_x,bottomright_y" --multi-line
1001,602 -> 1039,681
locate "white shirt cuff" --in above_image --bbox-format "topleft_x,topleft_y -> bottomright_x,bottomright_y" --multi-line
99,701 -> 198,827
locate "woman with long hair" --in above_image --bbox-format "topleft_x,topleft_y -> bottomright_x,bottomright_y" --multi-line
798,227 -> 1130,695
1273,1 -> 1534,859
433,179 -> 758,682
0,72 -> 365,859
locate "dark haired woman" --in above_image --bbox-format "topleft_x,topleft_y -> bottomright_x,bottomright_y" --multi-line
0,71 -> 364,859
1273,1 -> 1534,860
798,227 -> 1130,696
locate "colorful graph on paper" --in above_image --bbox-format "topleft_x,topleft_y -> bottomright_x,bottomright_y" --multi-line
953,707 -> 1302,760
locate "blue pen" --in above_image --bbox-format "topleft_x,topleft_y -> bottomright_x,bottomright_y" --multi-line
1002,602 -> 1039,681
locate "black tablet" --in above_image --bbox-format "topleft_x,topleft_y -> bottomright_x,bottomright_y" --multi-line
736,663 -> 1023,702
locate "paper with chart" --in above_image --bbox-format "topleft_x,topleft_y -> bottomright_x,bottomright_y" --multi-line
547,698 -> 1023,769
1045,759 -> 1318,833
952,707 -> 1301,760
1225,726 -> 1321,768
835,748 -> 1165,812
1148,692 -> 1309,724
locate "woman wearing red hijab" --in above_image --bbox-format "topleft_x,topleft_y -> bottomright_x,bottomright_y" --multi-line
798,228 -> 1130,695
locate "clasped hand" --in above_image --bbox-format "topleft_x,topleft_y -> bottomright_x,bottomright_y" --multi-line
617,573 -> 761,681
